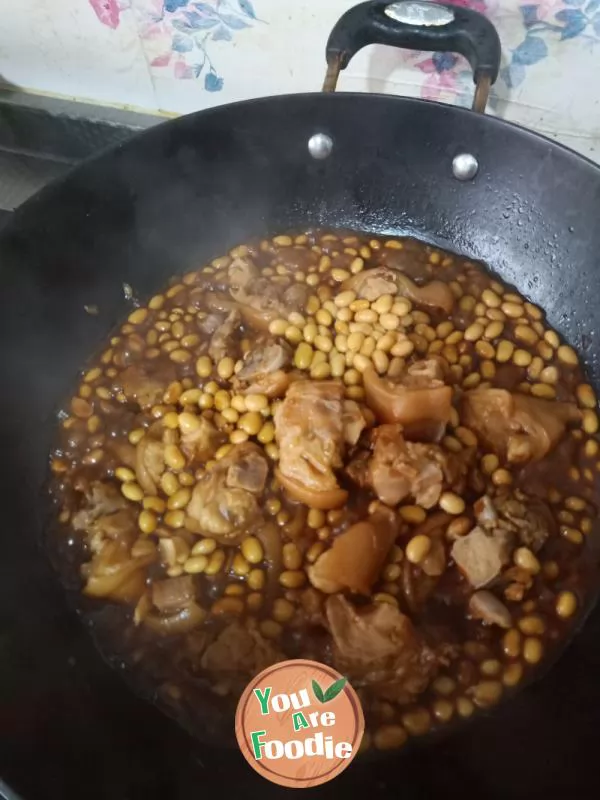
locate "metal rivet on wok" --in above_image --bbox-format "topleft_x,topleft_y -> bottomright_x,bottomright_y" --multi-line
308,133 -> 333,160
452,153 -> 479,181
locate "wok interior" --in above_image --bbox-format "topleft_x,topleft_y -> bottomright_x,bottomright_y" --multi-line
47,227 -> 598,751
1,94 -> 600,797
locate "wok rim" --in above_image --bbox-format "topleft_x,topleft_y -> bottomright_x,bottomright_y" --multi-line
1,90 -> 599,243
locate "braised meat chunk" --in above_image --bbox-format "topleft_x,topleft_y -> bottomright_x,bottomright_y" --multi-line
352,423 -> 460,508
83,539 -> 154,603
201,622 -> 282,684
274,380 -> 349,509
341,267 -> 454,312
341,267 -> 399,301
152,576 -> 196,614
186,478 -> 260,542
179,416 -> 221,463
475,490 -> 554,553
186,443 -> 268,542
71,481 -> 128,531
363,359 -> 452,441
196,312 -> 226,335
230,271 -> 309,332
91,509 -> 136,542
342,399 -> 367,446
462,388 -> 580,463
117,364 -> 176,409
469,590 -> 512,629
394,273 -> 455,313
236,340 -> 291,383
135,437 -> 165,495
308,508 -> 397,594
326,595 -> 438,703
234,339 -> 292,397
227,256 -> 260,292
451,526 -> 513,589
208,308 -> 241,362
224,442 -> 269,493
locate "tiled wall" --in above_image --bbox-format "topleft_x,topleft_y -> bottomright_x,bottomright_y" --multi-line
1,0 -> 599,161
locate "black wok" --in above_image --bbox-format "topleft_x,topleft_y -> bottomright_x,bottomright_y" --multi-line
1,2 -> 599,798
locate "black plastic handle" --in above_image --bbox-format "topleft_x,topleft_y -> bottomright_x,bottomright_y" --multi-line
324,1 -> 501,110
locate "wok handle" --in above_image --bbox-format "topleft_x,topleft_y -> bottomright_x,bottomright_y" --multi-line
323,0 -> 501,112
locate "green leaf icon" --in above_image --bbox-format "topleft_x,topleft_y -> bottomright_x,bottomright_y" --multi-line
323,677 -> 347,702
312,679 -> 325,703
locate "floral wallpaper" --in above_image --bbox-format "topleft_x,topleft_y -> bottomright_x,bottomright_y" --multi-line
2,0 -> 598,160
501,0 -> 600,88
87,0 -> 600,115
402,0 -> 600,100
90,0 -> 261,91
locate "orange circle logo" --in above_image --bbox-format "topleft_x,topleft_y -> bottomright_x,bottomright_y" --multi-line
235,659 -> 364,788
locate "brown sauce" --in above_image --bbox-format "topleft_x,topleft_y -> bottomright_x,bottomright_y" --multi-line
47,230 -> 600,750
